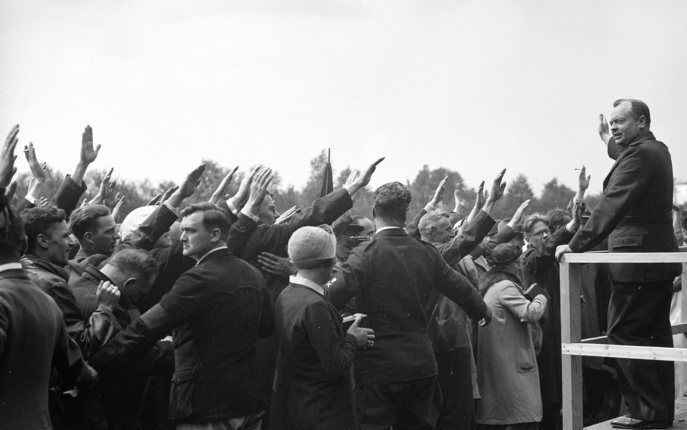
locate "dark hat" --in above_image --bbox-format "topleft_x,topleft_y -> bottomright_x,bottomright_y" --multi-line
332,214 -> 365,237
488,243 -> 522,265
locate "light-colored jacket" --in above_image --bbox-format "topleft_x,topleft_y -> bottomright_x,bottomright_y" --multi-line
476,279 -> 547,425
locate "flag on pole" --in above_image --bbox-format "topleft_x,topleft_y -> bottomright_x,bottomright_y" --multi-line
320,148 -> 333,197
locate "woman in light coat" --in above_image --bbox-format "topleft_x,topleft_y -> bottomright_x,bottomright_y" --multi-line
476,243 -> 548,430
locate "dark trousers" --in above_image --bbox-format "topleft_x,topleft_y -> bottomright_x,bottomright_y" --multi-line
607,280 -> 674,421
435,347 -> 475,430
356,376 -> 442,430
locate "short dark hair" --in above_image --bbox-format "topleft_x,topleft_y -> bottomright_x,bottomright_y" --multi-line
109,248 -> 158,283
179,203 -> 231,241
545,208 -> 571,232
613,98 -> 651,127
70,205 -> 111,240
21,206 -> 67,252
373,182 -> 412,224
0,190 -> 26,259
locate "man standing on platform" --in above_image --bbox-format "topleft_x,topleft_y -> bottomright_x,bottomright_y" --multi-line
557,99 -> 681,429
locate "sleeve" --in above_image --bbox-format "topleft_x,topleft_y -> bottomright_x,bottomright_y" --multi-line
227,213 -> 258,256
327,245 -> 369,309
88,270 -> 207,373
304,300 -> 357,380
134,204 -> 180,250
405,207 -> 428,239
255,189 -> 353,255
53,175 -> 87,218
48,280 -> 120,359
499,284 -> 547,323
569,147 -> 652,252
434,252 -> 488,321
438,210 -> 495,265
0,297 -> 8,356
52,319 -> 87,386
13,197 -> 35,214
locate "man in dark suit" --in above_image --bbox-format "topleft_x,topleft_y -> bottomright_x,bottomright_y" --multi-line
557,99 -> 681,429
89,196 -> 274,429
328,181 -> 492,430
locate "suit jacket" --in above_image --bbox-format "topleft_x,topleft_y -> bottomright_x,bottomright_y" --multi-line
0,268 -> 83,429
89,247 -> 274,423
271,283 -> 357,430
569,132 -> 681,282
328,227 -> 488,387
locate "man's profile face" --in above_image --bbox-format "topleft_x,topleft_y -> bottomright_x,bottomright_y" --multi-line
45,221 -> 74,266
257,194 -> 277,226
433,215 -> 454,244
180,211 -> 215,260
610,101 -> 645,146
89,215 -> 118,256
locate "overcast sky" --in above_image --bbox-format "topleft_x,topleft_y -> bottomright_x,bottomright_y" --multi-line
2,0 -> 687,196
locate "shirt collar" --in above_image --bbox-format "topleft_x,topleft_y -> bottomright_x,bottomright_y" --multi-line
195,246 -> 228,266
376,226 -> 404,234
0,262 -> 22,273
289,275 -> 325,296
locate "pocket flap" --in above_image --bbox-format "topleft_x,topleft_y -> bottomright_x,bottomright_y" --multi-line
609,234 -> 643,248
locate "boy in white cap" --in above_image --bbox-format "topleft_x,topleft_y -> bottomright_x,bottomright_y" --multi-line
270,225 -> 374,430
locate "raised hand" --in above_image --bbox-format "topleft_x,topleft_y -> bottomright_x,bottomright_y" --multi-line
88,168 -> 115,205
80,125 -> 100,165
160,185 -> 178,204
228,165 -> 261,211
430,176 -> 448,207
166,164 -> 206,208
1,124 -> 19,188
243,167 -> 274,216
344,157 -> 385,196
5,181 -> 17,202
111,193 -> 126,223
209,166 -> 239,205
147,193 -> 163,206
509,199 -> 531,228
577,165 -> 591,194
598,113 -> 611,145
24,142 -> 46,184
453,187 -> 462,213
487,168 -> 506,203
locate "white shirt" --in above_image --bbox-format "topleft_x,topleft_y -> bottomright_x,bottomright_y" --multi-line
289,275 -> 325,296
376,226 -> 404,234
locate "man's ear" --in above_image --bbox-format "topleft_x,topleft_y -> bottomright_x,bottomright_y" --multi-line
122,277 -> 137,293
638,115 -> 647,129
210,227 -> 223,242
83,231 -> 93,245
36,233 -> 50,249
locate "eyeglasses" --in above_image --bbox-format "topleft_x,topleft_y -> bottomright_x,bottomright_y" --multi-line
527,229 -> 550,238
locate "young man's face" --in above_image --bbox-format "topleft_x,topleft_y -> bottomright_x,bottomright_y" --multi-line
610,101 -> 645,146
45,221 -> 74,266
89,215 -> 118,256
180,211 -> 216,260
257,194 -> 277,226
526,221 -> 550,251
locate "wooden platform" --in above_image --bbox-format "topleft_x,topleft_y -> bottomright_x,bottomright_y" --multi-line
587,397 -> 687,430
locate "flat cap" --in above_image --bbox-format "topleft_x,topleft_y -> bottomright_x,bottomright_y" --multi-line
488,242 -> 522,266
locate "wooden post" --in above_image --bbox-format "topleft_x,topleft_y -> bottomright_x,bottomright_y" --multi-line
560,258 -> 583,430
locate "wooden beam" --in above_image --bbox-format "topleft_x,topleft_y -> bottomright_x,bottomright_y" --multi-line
562,343 -> 687,362
560,252 -> 687,264
560,262 -> 583,430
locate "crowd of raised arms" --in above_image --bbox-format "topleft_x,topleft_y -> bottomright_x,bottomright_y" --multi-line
1,103 -> 685,430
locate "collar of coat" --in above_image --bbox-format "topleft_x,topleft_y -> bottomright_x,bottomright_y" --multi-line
22,253 -> 70,281
374,226 -> 406,238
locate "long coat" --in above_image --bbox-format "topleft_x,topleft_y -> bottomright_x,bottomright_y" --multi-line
476,279 -> 547,425
0,267 -> 84,429
271,283 -> 357,430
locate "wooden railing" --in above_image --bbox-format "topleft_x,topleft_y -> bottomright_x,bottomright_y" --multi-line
559,248 -> 687,429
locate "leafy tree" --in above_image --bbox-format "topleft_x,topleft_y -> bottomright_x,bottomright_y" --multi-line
537,178 -> 575,213
494,173 -> 536,219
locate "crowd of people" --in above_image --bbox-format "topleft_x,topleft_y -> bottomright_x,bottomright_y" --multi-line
0,98 -> 685,430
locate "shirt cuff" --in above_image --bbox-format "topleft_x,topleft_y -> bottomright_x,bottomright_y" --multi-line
240,207 -> 259,223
